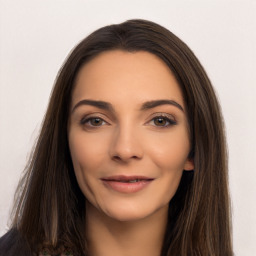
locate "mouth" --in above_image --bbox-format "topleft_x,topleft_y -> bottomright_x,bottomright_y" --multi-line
101,175 -> 154,193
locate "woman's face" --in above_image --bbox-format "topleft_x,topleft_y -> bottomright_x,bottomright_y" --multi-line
68,50 -> 194,222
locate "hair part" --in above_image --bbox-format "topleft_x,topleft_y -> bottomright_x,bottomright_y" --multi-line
10,19 -> 232,255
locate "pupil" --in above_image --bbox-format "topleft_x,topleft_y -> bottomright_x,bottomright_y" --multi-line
155,118 -> 166,126
92,118 -> 102,126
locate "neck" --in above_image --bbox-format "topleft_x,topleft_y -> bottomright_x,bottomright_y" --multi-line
85,202 -> 168,256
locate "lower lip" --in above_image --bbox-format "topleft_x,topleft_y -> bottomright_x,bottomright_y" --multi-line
102,180 -> 153,193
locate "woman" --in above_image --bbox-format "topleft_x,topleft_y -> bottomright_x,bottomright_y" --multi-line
0,19 -> 233,256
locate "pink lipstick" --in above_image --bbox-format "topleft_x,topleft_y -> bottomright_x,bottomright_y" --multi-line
101,175 -> 154,193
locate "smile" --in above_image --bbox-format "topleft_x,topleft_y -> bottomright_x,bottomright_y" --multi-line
120,179 -> 141,183
101,175 -> 154,193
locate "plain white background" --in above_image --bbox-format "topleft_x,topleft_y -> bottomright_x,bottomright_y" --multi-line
0,0 -> 255,255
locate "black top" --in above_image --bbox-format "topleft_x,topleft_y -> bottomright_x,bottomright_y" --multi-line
0,229 -> 33,256
0,229 -> 76,255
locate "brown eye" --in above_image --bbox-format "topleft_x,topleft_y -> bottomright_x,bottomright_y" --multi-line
150,115 -> 177,127
80,117 -> 107,127
154,117 -> 167,126
89,118 -> 104,126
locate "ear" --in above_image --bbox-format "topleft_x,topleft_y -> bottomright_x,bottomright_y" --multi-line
183,158 -> 194,171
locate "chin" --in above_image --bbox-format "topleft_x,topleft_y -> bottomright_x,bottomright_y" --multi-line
120,210 -> 148,220
102,203 -> 166,223
106,211 -> 150,222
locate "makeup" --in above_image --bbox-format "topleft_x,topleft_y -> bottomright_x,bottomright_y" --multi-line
101,175 -> 154,193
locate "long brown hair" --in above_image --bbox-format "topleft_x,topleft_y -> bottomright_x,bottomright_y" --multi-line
9,19 -> 232,255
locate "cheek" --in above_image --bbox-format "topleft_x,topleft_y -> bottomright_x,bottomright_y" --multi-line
146,129 -> 190,205
146,128 -> 191,171
68,130 -> 109,200
68,131 -> 108,172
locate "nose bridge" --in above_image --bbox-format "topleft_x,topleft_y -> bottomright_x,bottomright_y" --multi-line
109,119 -> 143,161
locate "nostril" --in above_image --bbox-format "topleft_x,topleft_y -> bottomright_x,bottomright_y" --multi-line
109,134 -> 144,161
112,155 -> 121,161
112,154 -> 140,162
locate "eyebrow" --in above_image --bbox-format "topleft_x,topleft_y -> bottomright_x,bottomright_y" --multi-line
141,99 -> 184,112
72,99 -> 184,113
72,99 -> 115,113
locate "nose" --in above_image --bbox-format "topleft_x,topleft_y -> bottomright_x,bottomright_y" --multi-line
109,124 -> 144,163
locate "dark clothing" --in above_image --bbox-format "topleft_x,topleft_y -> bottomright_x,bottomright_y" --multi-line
0,229 -> 33,256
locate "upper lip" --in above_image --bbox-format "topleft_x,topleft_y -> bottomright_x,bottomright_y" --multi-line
101,175 -> 154,182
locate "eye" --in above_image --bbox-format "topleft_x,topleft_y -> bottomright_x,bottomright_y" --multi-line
149,115 -> 177,127
80,117 -> 107,127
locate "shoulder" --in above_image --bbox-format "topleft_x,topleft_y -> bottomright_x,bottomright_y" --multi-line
0,228 -> 33,256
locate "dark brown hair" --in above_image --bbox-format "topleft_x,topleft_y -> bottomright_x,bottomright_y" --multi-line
7,19 -> 232,255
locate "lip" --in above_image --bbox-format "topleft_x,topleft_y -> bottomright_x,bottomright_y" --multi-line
101,175 -> 154,193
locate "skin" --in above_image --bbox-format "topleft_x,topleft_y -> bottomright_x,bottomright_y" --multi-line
68,50 -> 194,256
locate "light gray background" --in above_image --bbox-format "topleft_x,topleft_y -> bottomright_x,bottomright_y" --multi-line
0,0 -> 255,255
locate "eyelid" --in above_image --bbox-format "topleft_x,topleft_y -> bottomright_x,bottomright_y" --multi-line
80,113 -> 110,126
78,112 -> 177,128
146,112 -> 177,127
148,112 -> 176,121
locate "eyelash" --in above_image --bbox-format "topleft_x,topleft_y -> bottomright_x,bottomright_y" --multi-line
148,114 -> 177,127
80,116 -> 108,127
80,114 -> 177,128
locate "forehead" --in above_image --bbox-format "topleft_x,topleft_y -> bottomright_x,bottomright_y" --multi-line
72,50 -> 184,106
